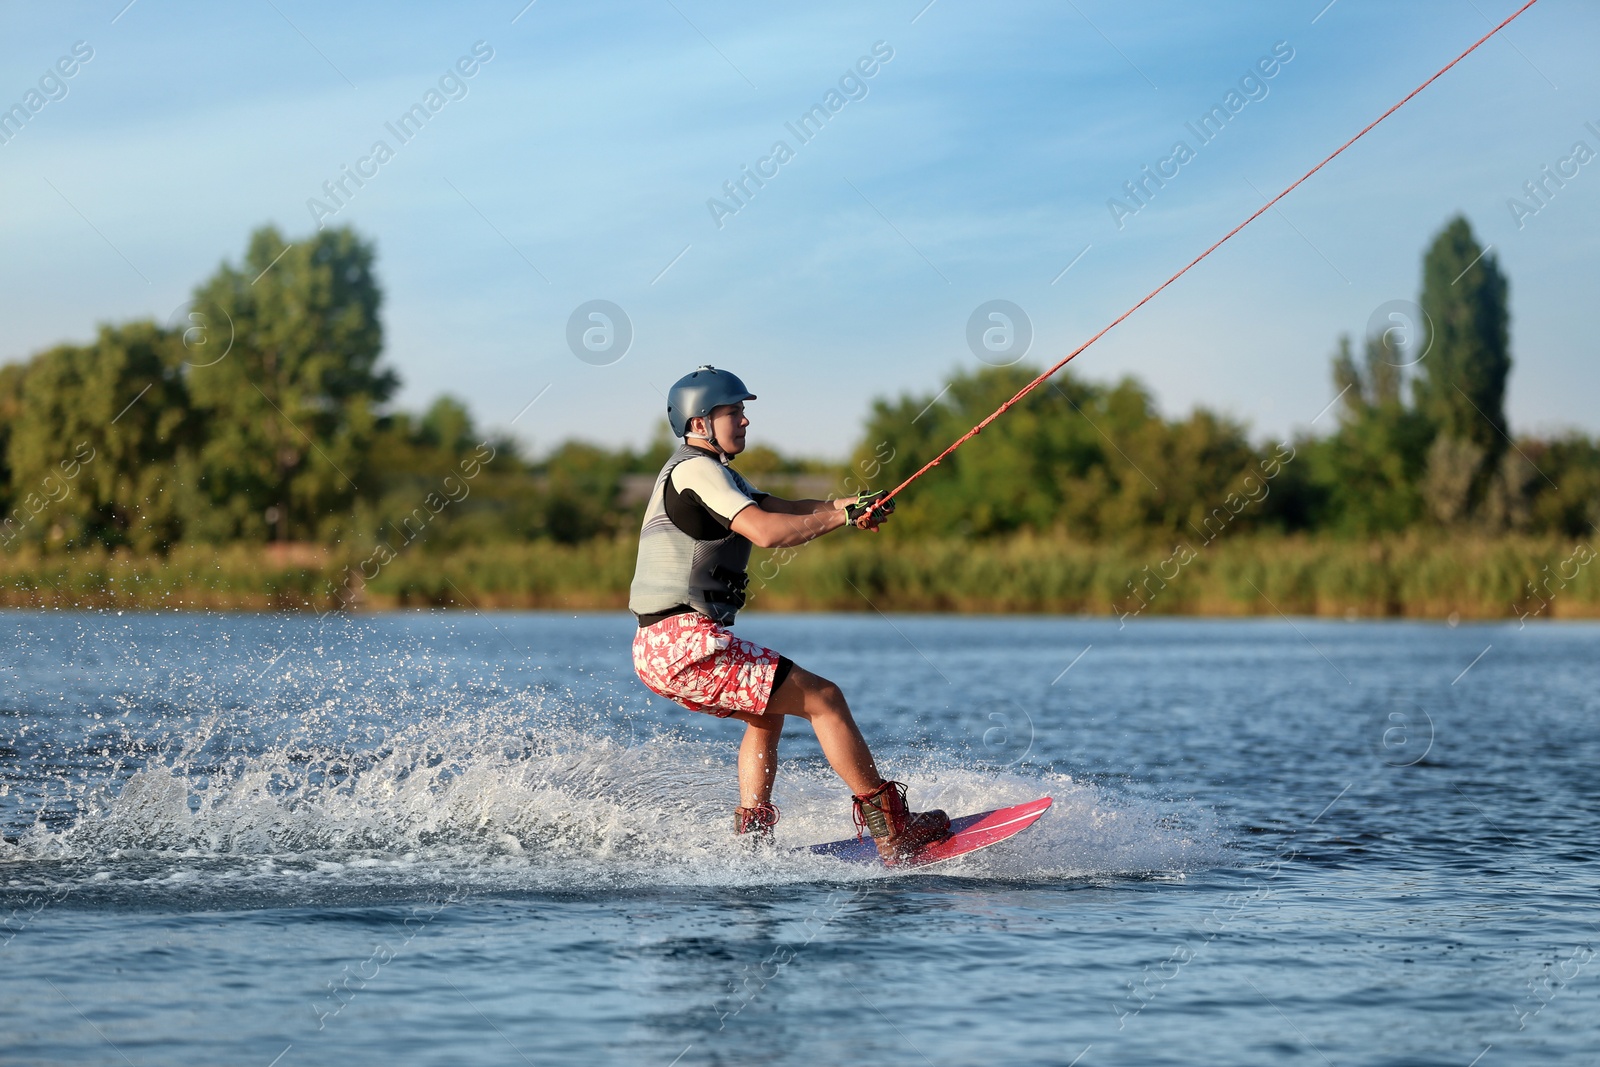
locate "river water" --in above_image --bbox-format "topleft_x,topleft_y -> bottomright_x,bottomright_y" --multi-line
2,610 -> 1595,1065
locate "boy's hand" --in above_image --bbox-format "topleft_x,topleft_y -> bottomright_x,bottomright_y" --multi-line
844,491 -> 895,531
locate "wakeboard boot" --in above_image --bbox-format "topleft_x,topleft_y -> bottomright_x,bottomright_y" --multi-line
851,781 -> 950,864
733,802 -> 780,840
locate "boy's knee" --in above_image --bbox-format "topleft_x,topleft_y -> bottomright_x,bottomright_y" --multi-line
808,677 -> 847,714
774,666 -> 849,720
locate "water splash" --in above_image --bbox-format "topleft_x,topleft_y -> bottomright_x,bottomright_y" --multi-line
3,695 -> 1226,898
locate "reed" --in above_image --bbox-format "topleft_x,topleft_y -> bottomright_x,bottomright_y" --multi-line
0,534 -> 1593,618
749,533 -> 1600,619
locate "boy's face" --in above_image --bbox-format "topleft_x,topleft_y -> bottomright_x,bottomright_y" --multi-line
698,403 -> 748,454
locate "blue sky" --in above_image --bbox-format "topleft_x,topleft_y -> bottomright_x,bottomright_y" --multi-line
2,0 -> 1595,459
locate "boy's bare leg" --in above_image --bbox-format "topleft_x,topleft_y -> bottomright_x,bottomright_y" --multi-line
737,716 -> 783,807
732,665 -> 884,796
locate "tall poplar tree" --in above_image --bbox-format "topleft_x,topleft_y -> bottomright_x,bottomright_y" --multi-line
1412,215 -> 1511,521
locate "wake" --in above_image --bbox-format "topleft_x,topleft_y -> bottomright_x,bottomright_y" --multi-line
2,695 -> 1228,897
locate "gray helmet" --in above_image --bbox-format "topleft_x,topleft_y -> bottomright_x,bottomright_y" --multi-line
666,365 -> 756,438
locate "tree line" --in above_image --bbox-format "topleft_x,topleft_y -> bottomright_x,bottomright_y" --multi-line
0,226 -> 664,554
1,217 -> 1594,559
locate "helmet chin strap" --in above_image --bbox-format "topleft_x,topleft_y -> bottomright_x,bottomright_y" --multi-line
687,420 -> 733,464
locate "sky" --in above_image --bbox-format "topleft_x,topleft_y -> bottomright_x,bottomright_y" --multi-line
1,0 -> 1596,461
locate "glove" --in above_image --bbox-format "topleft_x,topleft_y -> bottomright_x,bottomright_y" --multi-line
845,491 -> 895,526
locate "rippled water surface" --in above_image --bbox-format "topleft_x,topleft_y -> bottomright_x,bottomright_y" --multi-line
2,610 -> 1596,1066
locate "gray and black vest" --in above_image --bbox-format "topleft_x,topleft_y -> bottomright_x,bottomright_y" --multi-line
629,445 -> 763,626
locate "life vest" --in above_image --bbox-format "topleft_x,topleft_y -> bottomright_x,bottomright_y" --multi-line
628,445 -> 763,625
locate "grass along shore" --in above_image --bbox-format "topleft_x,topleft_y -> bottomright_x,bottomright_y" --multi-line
0,534 -> 1594,620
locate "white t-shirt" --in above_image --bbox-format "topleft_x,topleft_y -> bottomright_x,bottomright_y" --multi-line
665,455 -> 763,538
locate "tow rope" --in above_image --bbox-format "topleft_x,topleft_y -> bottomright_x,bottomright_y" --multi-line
868,0 -> 1540,519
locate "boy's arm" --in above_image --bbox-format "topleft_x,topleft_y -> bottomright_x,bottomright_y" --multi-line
732,493 -> 893,547
757,496 -> 838,516
731,498 -> 849,548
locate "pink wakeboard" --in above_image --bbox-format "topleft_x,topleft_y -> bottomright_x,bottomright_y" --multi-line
804,796 -> 1052,868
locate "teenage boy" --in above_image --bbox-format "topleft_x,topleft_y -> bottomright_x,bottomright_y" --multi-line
629,366 -> 949,862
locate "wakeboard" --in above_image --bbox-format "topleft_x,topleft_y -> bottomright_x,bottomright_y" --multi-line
804,796 -> 1052,869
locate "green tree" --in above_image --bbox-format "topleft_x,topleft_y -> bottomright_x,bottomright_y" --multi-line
1304,334 -> 1431,534
537,441 -> 632,543
418,395 -> 475,454
351,396 -> 519,552
855,365 -> 1263,543
1523,435 -> 1600,536
1413,215 -> 1511,519
4,323 -> 197,551
184,225 -> 394,542
857,365 -> 1106,539
0,361 -> 26,522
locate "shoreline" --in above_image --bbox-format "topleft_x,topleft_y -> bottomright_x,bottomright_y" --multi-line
0,533 -> 1593,620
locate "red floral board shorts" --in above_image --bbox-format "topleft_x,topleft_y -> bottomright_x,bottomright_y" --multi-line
632,613 -> 783,717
